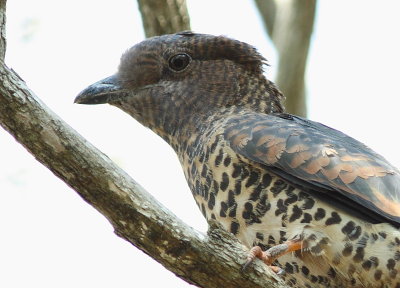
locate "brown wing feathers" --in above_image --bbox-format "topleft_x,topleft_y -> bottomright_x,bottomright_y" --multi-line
225,112 -> 400,226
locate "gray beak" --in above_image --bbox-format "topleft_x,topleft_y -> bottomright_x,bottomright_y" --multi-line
74,75 -> 127,104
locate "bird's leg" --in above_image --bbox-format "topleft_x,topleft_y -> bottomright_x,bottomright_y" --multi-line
243,238 -> 304,274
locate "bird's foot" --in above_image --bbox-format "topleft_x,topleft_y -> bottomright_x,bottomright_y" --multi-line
242,239 -> 304,274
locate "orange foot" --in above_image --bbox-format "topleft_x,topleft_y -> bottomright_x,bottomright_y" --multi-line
242,239 -> 304,274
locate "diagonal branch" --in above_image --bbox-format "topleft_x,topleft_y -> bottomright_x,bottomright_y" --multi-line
0,3 -> 288,288
0,63 -> 288,288
0,62 -> 288,288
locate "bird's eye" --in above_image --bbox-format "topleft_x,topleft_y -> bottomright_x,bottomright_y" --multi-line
168,53 -> 191,72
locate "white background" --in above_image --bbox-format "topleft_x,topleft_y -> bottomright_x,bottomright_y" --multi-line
1,1 -> 400,287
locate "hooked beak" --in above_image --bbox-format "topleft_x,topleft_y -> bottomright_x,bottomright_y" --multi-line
74,75 -> 128,105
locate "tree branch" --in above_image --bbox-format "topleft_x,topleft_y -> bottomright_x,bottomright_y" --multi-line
256,0 -> 317,117
0,3 -> 288,288
137,0 -> 190,37
0,0 -> 6,60
254,0 -> 276,39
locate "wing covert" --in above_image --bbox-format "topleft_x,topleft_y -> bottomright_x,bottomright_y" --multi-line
224,112 -> 400,226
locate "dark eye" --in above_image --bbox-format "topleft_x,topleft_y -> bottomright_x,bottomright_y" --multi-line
168,53 -> 191,72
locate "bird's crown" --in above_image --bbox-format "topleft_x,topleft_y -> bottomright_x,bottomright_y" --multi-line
117,31 -> 267,87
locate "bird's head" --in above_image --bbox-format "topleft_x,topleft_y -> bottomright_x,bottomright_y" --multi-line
75,32 -> 284,141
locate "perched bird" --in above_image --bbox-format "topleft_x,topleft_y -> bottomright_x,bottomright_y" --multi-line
75,32 -> 400,287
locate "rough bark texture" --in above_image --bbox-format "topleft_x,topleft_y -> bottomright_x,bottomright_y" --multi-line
255,0 -> 317,117
0,0 -> 6,60
137,0 -> 190,38
0,3 -> 289,288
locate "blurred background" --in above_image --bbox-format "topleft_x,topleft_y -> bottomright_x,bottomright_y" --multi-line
1,1 -> 400,287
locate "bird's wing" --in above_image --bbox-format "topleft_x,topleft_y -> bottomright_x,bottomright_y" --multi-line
224,112 -> 400,226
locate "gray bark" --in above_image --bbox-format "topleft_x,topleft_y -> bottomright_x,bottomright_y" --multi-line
137,0 -> 190,38
0,0 -> 6,60
0,2 -> 288,287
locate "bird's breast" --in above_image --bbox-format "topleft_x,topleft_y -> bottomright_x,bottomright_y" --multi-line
176,128 -> 400,288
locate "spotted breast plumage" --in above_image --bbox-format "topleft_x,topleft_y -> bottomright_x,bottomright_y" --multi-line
75,32 -> 400,287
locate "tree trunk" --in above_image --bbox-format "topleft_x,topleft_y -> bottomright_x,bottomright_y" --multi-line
137,0 -> 190,38
0,2 -> 288,287
0,0 -> 6,60
255,0 -> 317,117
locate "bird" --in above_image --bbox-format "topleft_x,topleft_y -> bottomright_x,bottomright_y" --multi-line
75,31 -> 400,287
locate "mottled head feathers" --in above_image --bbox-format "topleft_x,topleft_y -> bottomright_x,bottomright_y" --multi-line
118,31 -> 267,85
76,32 -> 284,139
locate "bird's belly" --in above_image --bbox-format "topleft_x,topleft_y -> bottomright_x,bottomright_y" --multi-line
186,154 -> 400,288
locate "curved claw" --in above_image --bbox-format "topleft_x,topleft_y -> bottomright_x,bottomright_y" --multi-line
242,246 -> 280,272
242,246 -> 264,271
242,256 -> 285,274
276,267 -> 286,275
242,240 -> 303,274
241,259 -> 252,272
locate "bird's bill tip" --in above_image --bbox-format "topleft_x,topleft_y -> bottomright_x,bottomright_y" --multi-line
74,74 -> 124,105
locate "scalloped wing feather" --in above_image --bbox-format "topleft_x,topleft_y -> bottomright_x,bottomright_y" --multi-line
224,112 -> 400,226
